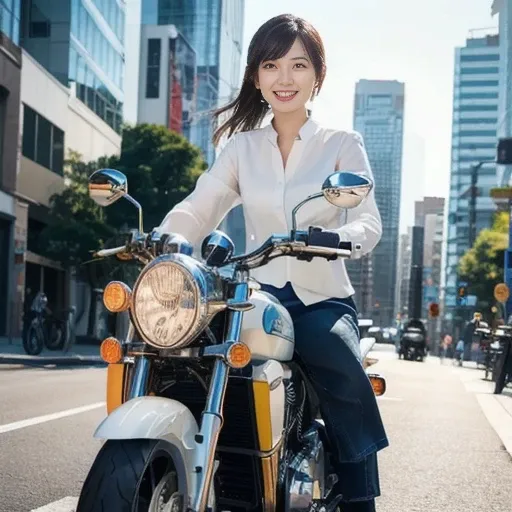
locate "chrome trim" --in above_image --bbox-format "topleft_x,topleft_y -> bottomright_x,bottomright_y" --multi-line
286,427 -> 326,511
128,356 -> 151,399
191,281 -> 249,511
191,359 -> 229,511
291,192 -> 323,235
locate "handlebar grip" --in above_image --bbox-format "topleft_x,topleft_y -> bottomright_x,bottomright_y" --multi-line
308,226 -> 340,249
338,241 -> 353,251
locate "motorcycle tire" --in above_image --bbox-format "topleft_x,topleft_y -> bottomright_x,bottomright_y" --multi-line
44,324 -> 64,351
77,439 -> 188,512
22,325 -> 43,356
494,343 -> 511,395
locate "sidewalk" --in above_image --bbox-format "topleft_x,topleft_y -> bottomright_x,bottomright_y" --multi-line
437,356 -> 512,456
0,337 -> 104,367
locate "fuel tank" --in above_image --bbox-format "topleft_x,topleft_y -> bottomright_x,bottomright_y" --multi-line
240,290 -> 295,362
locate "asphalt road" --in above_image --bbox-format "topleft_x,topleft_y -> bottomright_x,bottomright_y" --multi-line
0,346 -> 510,511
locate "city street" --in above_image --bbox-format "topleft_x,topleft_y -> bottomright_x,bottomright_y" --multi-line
0,345 -> 511,511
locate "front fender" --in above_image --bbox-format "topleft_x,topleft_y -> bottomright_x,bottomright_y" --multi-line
94,396 -> 199,494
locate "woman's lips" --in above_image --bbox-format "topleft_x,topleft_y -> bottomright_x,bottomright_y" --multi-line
273,91 -> 298,102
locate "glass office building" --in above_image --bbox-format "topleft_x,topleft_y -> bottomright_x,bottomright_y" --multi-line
21,0 -> 125,132
1,0 -> 20,44
141,0 -> 244,164
352,79 -> 405,326
444,33 -> 500,317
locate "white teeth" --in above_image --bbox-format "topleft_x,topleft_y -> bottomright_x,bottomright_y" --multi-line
275,91 -> 297,97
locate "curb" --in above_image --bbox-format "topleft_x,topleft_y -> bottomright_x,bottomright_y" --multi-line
476,393 -> 512,457
0,354 -> 106,367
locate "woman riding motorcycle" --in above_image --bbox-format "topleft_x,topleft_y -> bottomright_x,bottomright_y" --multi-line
159,14 -> 389,512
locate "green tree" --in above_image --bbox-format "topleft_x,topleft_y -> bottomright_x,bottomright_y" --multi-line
38,125 -> 207,336
458,211 -> 508,310
105,124 -> 207,231
39,150 -> 117,270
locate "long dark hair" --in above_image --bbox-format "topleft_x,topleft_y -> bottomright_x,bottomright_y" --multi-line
212,14 -> 326,145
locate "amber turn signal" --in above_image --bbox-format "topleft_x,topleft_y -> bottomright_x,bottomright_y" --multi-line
103,281 -> 132,313
100,337 -> 124,364
368,374 -> 386,396
226,342 -> 252,369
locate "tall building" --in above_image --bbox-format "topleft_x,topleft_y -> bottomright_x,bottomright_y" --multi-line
492,0 -> 512,186
8,2 -> 125,338
134,0 -> 244,165
20,0 -> 125,133
396,230 -> 412,320
0,0 -> 22,337
444,32 -> 500,318
415,198 -> 445,339
352,79 -> 405,326
137,23 -> 197,141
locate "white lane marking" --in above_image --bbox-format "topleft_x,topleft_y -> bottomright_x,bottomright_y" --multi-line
0,402 -> 105,435
31,497 -> 78,511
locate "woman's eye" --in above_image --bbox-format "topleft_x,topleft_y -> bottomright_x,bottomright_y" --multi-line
294,63 -> 306,69
262,63 -> 275,69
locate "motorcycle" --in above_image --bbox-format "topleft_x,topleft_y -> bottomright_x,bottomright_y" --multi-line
398,319 -> 426,362
77,167 -> 387,512
475,323 -> 512,394
22,292 -> 76,355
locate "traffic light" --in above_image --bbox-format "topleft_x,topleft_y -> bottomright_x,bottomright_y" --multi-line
429,303 -> 440,318
497,138 -> 512,165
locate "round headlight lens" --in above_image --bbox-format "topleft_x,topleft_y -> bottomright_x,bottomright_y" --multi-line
132,261 -> 199,348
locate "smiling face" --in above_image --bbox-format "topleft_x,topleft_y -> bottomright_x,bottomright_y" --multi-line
255,38 -> 317,115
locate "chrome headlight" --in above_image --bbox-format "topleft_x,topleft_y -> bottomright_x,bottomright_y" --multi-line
131,254 -> 223,349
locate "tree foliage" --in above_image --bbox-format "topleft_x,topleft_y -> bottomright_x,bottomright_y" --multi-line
104,124 -> 207,231
38,124 -> 206,286
39,151 -> 117,269
458,211 -> 508,308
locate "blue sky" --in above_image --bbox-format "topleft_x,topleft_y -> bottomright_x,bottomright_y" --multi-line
241,0 -> 497,231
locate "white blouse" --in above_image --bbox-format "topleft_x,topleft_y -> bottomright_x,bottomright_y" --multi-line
160,117 -> 382,305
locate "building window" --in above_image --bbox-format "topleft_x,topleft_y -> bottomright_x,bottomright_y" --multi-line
22,105 -> 65,175
460,80 -> 499,87
28,0 -> 51,38
146,38 -> 161,99
460,67 -> 500,75
460,54 -> 499,62
22,106 -> 36,161
458,104 -> 497,112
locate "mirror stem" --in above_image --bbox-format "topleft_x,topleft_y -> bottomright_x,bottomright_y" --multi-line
290,192 -> 323,240
124,194 -> 144,233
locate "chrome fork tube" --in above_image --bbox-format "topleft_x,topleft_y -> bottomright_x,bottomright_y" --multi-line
191,279 -> 249,511
128,355 -> 151,399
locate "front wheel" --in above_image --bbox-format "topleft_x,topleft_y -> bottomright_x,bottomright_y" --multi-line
22,324 -> 43,355
77,439 -> 183,512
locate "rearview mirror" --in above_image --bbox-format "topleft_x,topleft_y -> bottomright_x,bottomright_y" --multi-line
89,169 -> 128,207
89,169 -> 144,233
322,171 -> 373,209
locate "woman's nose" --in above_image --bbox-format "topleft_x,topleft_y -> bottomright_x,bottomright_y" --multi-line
277,69 -> 294,86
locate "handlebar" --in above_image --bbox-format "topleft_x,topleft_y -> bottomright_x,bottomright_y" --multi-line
92,230 -> 362,270
94,245 -> 127,258
224,236 -> 361,269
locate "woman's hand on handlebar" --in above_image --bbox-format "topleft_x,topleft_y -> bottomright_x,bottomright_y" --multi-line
307,226 -> 352,251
